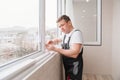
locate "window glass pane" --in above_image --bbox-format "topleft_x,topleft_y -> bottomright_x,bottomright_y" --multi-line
45,0 -> 57,41
72,0 -> 97,42
0,0 -> 40,65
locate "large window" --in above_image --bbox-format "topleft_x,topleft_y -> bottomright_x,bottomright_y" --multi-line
0,0 -> 40,66
45,0 -> 58,41
0,0 -> 60,79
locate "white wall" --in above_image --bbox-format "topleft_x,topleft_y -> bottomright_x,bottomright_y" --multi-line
112,0 -> 120,80
83,0 -> 120,80
83,0 -> 113,75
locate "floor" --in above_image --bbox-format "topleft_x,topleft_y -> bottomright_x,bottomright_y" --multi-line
82,73 -> 113,80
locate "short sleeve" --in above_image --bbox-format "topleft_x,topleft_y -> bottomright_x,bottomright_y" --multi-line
70,30 -> 83,44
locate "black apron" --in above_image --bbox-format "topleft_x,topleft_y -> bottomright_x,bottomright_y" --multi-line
61,30 -> 83,80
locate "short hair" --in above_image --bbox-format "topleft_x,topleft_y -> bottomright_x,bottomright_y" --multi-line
56,15 -> 71,23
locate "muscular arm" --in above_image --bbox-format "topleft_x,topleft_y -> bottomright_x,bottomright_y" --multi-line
54,43 -> 82,58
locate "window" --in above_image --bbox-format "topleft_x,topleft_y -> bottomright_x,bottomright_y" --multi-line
0,0 -> 40,66
62,0 -> 102,46
45,0 -> 58,41
0,0 -> 60,79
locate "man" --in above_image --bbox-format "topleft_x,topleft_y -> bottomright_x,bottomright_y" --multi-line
46,15 -> 83,80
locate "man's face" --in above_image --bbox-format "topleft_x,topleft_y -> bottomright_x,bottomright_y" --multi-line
57,19 -> 70,34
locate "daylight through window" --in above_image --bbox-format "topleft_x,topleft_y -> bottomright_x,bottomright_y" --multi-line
0,0 -> 40,65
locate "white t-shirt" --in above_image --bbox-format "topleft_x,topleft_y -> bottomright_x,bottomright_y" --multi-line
61,29 -> 83,52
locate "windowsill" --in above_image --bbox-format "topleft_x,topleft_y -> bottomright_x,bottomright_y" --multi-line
0,51 -> 57,80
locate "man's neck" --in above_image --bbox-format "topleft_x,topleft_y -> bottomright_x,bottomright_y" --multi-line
69,26 -> 74,33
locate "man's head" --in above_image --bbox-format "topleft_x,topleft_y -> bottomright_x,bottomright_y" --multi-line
57,15 -> 71,23
56,15 -> 73,34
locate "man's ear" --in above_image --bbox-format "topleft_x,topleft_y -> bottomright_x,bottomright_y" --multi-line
68,21 -> 72,25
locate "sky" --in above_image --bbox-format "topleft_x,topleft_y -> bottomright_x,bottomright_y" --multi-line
0,0 -> 57,30
0,0 -> 39,28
